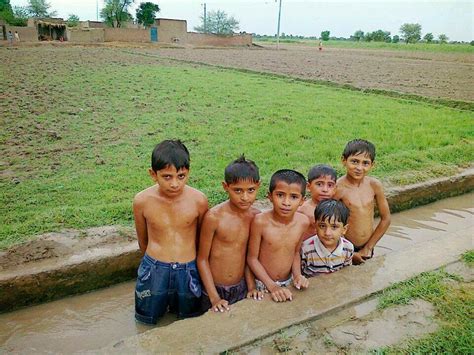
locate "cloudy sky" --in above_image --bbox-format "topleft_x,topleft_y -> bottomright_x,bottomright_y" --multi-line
10,0 -> 474,41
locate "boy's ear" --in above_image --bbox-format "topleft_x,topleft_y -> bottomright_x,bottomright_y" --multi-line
222,181 -> 229,191
266,191 -> 272,201
148,168 -> 157,182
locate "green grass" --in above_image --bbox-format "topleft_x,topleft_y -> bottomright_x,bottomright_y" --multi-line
254,38 -> 474,53
1,47 -> 473,249
376,268 -> 473,354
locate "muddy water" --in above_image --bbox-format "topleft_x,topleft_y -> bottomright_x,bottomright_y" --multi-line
0,193 -> 472,354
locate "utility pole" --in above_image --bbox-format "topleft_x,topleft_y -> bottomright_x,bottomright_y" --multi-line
96,0 -> 99,21
202,3 -> 207,33
276,0 -> 282,50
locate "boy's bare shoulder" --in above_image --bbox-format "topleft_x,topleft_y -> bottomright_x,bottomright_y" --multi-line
185,185 -> 208,204
294,210 -> 311,226
133,186 -> 157,206
252,210 -> 272,225
298,201 -> 314,217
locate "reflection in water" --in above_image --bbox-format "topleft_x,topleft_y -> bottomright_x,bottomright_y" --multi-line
0,193 -> 472,353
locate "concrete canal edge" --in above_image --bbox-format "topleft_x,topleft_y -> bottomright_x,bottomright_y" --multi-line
0,168 -> 473,313
102,230 -> 472,353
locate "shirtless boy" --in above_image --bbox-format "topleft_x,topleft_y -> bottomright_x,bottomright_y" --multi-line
198,155 -> 263,313
133,140 -> 208,324
334,139 -> 391,265
298,164 -> 337,240
248,169 -> 310,302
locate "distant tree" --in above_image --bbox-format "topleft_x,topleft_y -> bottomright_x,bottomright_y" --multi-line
27,0 -> 57,18
423,32 -> 434,43
364,31 -> 373,42
392,35 -> 400,43
66,14 -> 80,27
0,0 -> 14,22
438,34 -> 449,44
194,10 -> 239,35
400,23 -> 421,43
320,30 -> 330,41
352,30 -> 364,42
136,2 -> 159,27
101,0 -> 134,28
1,0 -> 28,26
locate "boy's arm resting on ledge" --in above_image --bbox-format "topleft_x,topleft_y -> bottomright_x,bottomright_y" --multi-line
361,179 -> 391,258
197,211 -> 228,312
248,216 -> 293,302
245,265 -> 263,300
292,237 -> 308,290
133,196 -> 148,254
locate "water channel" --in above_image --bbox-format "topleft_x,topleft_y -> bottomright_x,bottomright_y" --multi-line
0,193 -> 472,353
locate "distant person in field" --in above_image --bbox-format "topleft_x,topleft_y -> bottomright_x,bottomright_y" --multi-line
133,139 -> 208,324
198,155 -> 263,313
318,40 -> 323,51
248,169 -> 310,303
298,164 -> 337,240
334,139 -> 391,265
14,31 -> 20,42
7,31 -> 13,45
301,199 -> 353,276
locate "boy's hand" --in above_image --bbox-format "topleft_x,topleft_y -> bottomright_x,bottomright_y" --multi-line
247,289 -> 263,301
358,246 -> 373,260
269,285 -> 293,302
352,252 -> 365,265
211,298 -> 230,312
293,275 -> 309,290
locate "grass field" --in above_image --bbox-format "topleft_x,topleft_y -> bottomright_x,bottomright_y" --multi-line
255,38 -> 474,53
1,47 -> 473,249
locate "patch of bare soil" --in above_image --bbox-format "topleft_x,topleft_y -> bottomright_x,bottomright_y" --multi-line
0,226 -> 135,270
135,45 -> 474,102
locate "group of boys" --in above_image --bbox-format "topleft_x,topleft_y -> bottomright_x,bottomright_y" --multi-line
133,139 -> 391,324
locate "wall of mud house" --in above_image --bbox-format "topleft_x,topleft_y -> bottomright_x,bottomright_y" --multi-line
67,28 -> 105,43
4,25 -> 38,41
186,32 -> 252,46
79,21 -> 106,29
155,18 -> 187,44
104,28 -> 150,42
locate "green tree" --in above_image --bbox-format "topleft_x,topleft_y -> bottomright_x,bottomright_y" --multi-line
352,30 -> 364,42
11,6 -> 29,25
100,0 -> 134,28
0,0 -> 13,22
423,32 -> 434,43
66,14 -> 80,27
136,2 -> 160,27
27,0 -> 56,18
392,35 -> 400,43
320,30 -> 330,41
399,23 -> 421,43
438,34 -> 449,44
194,10 -> 239,35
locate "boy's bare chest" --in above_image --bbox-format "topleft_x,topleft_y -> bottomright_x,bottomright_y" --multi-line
146,202 -> 198,228
216,216 -> 252,244
342,186 -> 375,209
262,226 -> 300,250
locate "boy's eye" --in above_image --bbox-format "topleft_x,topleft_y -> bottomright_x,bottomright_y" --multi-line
248,188 -> 255,193
234,189 -> 242,193
178,174 -> 186,179
328,183 -> 335,188
316,182 -> 323,187
291,194 -> 300,199
363,161 -> 371,166
276,193 -> 283,198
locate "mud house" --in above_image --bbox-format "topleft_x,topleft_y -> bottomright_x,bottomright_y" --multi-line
28,18 -> 67,41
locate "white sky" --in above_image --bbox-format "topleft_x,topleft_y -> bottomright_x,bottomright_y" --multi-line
10,0 -> 474,41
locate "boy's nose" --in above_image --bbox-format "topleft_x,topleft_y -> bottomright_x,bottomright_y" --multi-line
241,192 -> 250,201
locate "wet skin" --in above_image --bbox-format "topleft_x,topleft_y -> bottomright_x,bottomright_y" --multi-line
133,165 -> 208,263
197,179 -> 263,312
247,181 -> 310,302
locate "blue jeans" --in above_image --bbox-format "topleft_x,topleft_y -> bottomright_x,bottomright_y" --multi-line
135,253 -> 202,324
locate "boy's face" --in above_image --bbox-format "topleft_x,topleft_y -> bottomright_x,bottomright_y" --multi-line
342,152 -> 374,181
149,165 -> 189,197
316,216 -> 348,250
268,181 -> 304,218
223,179 -> 260,211
307,175 -> 336,204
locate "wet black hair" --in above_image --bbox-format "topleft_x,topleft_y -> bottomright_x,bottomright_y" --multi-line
269,169 -> 306,195
307,164 -> 337,183
224,154 -> 260,184
151,139 -> 190,172
314,199 -> 350,225
342,139 -> 376,161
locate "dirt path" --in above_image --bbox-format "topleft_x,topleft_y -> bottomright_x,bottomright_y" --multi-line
136,45 -> 474,102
